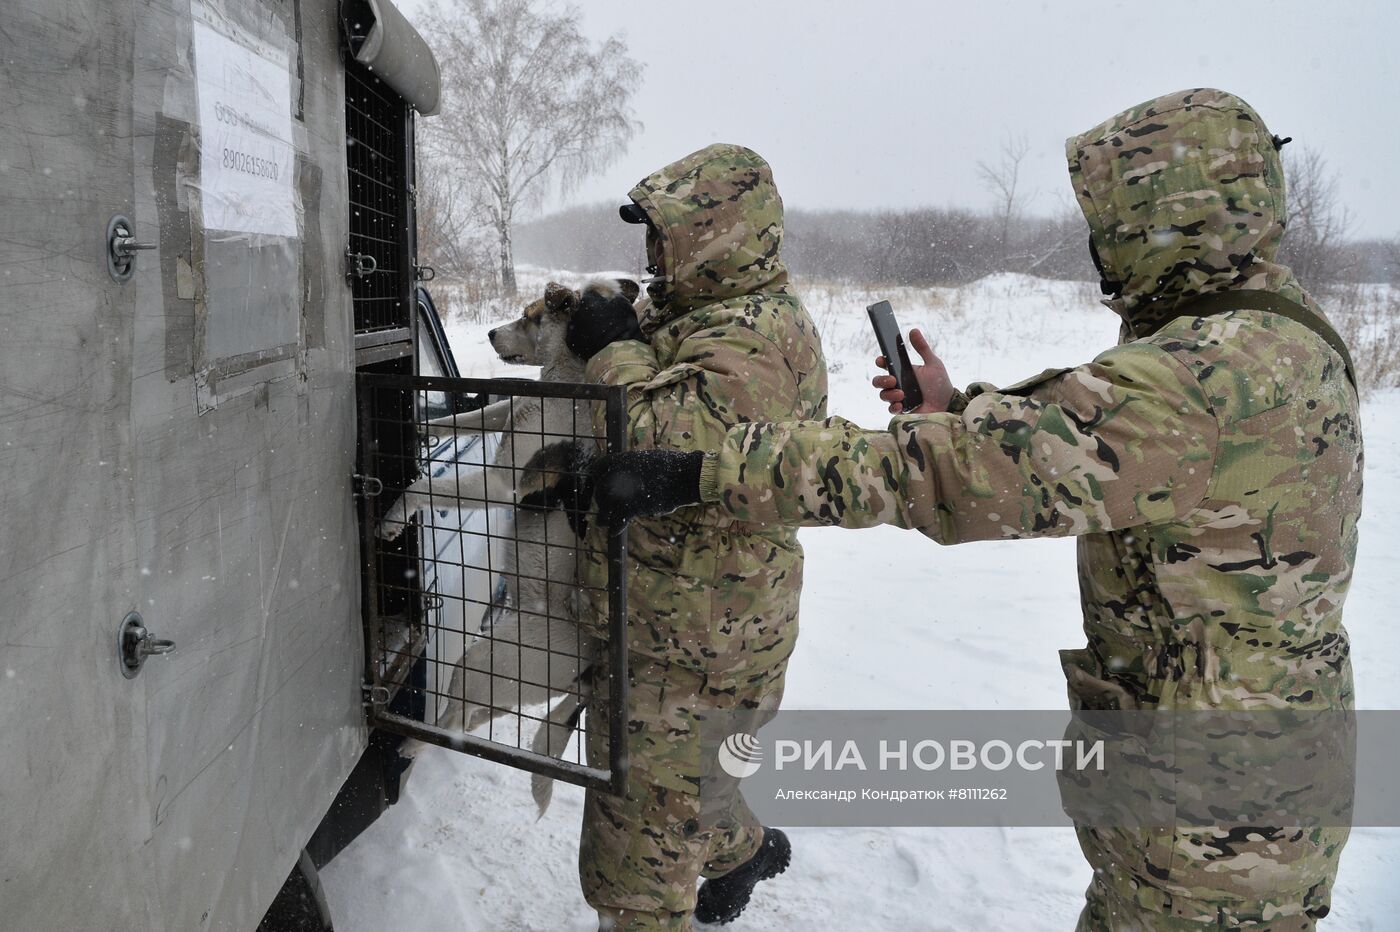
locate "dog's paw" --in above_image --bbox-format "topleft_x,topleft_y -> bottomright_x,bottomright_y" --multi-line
398,737 -> 428,761
377,519 -> 408,540
377,496 -> 415,539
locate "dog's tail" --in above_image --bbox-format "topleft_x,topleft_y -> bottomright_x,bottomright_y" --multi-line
529,676 -> 591,818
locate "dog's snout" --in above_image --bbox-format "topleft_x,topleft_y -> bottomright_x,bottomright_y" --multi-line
487,328 -> 499,342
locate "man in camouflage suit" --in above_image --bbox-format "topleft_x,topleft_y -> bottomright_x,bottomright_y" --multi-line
564,143 -> 828,930
590,90 -> 1362,929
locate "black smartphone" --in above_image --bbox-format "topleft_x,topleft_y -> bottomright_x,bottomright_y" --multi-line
867,300 -> 923,412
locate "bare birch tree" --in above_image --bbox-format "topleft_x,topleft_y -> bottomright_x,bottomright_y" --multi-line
419,0 -> 641,296
416,148 -> 490,285
1278,146 -> 1353,291
977,132 -> 1031,270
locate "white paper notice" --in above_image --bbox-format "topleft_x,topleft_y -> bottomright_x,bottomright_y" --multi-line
194,21 -> 297,236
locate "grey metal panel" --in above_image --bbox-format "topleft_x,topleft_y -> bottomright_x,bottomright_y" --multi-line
0,1 -> 155,928
130,1 -> 367,929
2,1 -> 368,929
202,237 -> 302,358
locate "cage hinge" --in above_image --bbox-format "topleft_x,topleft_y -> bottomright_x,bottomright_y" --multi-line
362,684 -> 390,710
352,473 -> 383,499
345,245 -> 377,283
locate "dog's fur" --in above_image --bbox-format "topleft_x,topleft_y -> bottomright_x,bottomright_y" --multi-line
381,279 -> 638,813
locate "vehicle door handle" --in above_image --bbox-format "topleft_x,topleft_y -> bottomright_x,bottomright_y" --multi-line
118,611 -> 177,679
106,214 -> 157,282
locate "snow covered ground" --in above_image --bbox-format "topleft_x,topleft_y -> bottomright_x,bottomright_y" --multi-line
322,272 -> 1400,930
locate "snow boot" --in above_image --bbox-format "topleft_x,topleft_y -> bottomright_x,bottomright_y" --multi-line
693,827 -> 791,925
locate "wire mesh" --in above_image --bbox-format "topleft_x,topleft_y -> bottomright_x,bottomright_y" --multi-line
345,61 -> 410,335
357,372 -> 629,793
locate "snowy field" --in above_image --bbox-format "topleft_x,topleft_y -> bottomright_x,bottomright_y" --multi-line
323,272 -> 1400,930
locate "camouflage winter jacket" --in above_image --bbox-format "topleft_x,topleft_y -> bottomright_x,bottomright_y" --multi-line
698,91 -> 1362,919
580,144 -> 828,682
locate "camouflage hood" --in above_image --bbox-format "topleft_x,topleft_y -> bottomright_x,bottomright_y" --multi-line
626,143 -> 789,326
1066,88 -> 1311,336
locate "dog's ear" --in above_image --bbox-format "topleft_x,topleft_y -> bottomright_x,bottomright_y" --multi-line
616,279 -> 641,303
544,281 -> 578,312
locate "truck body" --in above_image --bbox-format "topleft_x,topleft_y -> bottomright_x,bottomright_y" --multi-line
0,1 -> 444,926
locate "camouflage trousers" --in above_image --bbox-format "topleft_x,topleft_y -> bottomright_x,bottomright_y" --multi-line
578,656 -> 787,932
1076,871 -> 1325,931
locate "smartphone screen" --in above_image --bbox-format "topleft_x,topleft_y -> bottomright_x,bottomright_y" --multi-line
867,301 -> 923,412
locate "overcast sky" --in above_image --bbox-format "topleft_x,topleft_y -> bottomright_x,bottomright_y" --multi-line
399,0 -> 1398,238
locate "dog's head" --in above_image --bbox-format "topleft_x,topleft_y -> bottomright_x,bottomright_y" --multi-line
489,279 -> 640,366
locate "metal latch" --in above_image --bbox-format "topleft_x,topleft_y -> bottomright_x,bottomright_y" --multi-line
345,246 -> 378,282
107,214 -> 157,283
118,611 -> 176,679
352,473 -> 384,499
362,684 -> 390,709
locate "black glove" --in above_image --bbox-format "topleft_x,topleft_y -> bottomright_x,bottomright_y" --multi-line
565,286 -> 645,361
590,449 -> 705,527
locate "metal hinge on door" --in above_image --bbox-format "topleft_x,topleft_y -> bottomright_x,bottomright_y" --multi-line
345,246 -> 377,283
352,473 -> 383,499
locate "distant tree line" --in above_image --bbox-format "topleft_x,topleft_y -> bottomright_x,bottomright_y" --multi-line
496,146 -> 1399,292
512,202 -> 1097,285
783,206 -> 1095,285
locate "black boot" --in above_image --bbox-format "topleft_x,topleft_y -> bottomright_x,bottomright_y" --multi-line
693,828 -> 791,925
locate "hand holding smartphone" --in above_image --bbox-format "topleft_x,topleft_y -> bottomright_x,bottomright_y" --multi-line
867,300 -> 924,413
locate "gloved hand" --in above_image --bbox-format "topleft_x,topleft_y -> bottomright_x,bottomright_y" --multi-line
590,449 -> 705,526
565,287 -> 645,361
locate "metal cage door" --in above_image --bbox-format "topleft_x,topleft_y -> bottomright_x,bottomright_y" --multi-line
356,373 -> 630,794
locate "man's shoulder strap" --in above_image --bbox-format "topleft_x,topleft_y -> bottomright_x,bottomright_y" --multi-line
1174,290 -> 1357,392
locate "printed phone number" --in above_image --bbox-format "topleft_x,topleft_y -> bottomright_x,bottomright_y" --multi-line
222,147 -> 281,181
